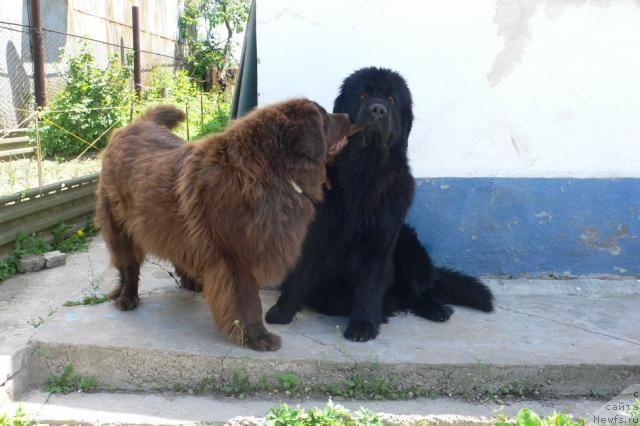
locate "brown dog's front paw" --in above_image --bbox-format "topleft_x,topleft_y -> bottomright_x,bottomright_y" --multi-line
247,331 -> 281,351
107,286 -> 122,300
113,296 -> 140,311
236,323 -> 281,351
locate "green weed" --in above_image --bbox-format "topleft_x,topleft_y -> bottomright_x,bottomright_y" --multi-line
266,400 -> 383,426
0,406 -> 33,426
45,364 -> 98,394
493,408 -> 585,426
0,221 -> 96,283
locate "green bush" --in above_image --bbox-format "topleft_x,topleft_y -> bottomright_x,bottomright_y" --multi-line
39,43 -> 131,158
140,65 -> 230,140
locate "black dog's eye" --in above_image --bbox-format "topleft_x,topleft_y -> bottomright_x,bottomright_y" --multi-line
388,96 -> 395,104
361,92 -> 368,99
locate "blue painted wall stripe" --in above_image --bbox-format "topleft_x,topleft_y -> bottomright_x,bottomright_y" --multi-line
406,178 -> 640,277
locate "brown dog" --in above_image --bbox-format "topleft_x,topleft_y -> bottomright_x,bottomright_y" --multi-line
96,99 -> 355,351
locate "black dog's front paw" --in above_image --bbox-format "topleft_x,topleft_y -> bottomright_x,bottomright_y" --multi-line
422,303 -> 454,322
265,304 -> 295,324
344,320 -> 379,342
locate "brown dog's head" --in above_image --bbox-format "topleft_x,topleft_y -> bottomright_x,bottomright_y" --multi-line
276,99 -> 360,164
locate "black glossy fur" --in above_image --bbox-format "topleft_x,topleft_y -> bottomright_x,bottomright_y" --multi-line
266,67 -> 494,341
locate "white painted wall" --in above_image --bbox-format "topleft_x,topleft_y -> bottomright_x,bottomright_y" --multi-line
257,0 -> 640,178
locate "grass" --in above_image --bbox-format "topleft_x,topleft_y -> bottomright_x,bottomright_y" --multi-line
0,406 -> 33,426
45,364 -> 97,394
266,401 -> 383,426
0,157 -> 101,196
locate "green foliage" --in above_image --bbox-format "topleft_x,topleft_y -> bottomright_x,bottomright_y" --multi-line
39,43 -> 131,158
221,369 -> 252,397
27,305 -> 57,328
275,371 -> 301,393
321,370 -> 428,401
51,222 -> 96,253
179,0 -> 250,87
0,231 -> 50,282
139,65 -> 230,140
46,364 -> 98,394
191,368 -> 432,401
0,221 -> 96,282
631,399 -> 640,421
266,401 -> 383,426
63,294 -> 109,307
195,103 -> 230,138
0,406 -> 33,426
493,408 -> 585,426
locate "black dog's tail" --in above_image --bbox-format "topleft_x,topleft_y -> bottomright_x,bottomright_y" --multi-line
392,225 -> 494,317
431,267 -> 494,312
140,105 -> 185,130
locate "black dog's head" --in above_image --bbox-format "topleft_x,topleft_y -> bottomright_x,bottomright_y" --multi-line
333,67 -> 413,150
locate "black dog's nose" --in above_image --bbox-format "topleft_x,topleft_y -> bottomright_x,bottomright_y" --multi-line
368,103 -> 387,117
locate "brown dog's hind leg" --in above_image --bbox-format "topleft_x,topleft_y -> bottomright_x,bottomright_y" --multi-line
202,264 -> 281,351
174,265 -> 203,292
100,210 -> 144,310
110,262 -> 142,311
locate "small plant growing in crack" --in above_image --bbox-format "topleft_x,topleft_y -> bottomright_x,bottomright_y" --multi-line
63,260 -> 109,307
222,368 -> 253,398
275,371 -> 301,395
46,364 -> 98,394
27,305 -> 57,328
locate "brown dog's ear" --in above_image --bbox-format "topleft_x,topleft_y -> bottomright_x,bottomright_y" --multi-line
286,115 -> 325,162
326,113 -> 360,157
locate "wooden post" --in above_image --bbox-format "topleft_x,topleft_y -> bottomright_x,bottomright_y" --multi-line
200,92 -> 204,133
132,6 -> 142,99
30,0 -> 46,108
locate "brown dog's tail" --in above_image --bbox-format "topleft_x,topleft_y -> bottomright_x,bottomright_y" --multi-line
141,105 -> 186,130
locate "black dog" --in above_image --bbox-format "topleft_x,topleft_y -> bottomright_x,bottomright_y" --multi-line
266,67 -> 494,342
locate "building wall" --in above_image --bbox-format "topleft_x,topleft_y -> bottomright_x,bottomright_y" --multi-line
257,0 -> 640,277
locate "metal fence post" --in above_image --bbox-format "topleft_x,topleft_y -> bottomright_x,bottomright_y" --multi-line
132,6 -> 142,99
34,111 -> 44,190
30,0 -> 46,108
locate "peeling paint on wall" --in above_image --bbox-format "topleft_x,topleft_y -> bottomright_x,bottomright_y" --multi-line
580,224 -> 628,255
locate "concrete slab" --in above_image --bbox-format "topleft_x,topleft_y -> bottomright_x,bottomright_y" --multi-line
2,236 -> 640,402
3,391 -> 606,426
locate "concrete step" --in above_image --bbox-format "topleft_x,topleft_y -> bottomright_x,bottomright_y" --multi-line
2,391 -> 606,425
2,237 -> 640,404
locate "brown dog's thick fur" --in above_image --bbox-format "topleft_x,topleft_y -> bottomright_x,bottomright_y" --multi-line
96,99 -> 353,351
